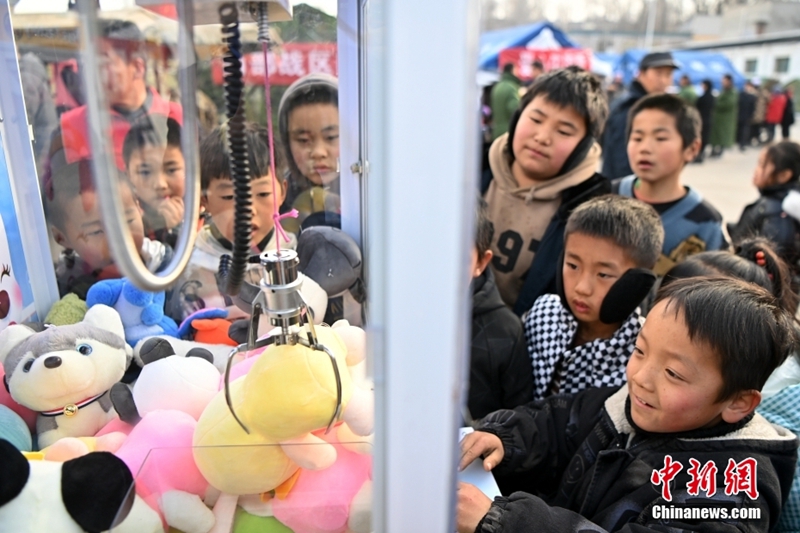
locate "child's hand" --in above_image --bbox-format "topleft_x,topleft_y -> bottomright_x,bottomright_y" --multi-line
459,431 -> 504,472
156,197 -> 184,229
456,482 -> 492,533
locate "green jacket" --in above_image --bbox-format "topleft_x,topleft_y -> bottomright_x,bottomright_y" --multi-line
710,88 -> 738,147
678,85 -> 697,106
490,72 -> 521,140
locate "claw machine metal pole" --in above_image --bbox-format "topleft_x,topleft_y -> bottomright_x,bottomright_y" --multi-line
366,0 -> 481,530
0,0 -> 59,322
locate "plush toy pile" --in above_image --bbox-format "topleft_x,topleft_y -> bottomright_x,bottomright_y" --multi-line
0,260 -> 373,532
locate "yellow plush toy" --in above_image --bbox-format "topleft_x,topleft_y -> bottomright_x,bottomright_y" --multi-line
192,325 -> 354,495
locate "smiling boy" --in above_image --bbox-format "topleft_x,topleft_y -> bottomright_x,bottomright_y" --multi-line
614,94 -> 727,275
523,195 -> 663,400
458,277 -> 799,533
482,67 -> 610,315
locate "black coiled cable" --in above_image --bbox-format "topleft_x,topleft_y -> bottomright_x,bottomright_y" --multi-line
217,3 -> 250,297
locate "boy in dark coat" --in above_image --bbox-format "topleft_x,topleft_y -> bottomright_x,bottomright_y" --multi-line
457,277 -> 799,533
468,198 -> 532,421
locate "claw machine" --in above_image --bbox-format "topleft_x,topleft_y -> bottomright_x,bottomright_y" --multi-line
0,0 -> 479,530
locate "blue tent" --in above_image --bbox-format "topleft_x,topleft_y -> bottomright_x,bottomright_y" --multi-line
478,22 -> 580,71
616,49 -> 746,90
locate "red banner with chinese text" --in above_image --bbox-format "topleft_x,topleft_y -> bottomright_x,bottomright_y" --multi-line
211,43 -> 338,86
498,48 -> 591,80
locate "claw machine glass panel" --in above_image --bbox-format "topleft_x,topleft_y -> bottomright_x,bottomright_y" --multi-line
5,0 -> 479,531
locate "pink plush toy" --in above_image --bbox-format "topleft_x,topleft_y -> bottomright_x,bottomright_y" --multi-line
271,426 -> 372,533
115,409 -> 214,533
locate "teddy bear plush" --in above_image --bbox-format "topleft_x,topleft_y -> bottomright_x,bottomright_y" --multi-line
86,278 -> 179,347
0,304 -> 131,448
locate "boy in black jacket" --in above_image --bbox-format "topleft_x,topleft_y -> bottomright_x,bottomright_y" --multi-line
468,198 -> 533,421
458,277 -> 799,533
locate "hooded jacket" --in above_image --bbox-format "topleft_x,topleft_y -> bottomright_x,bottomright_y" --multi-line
277,73 -> 341,232
602,80 -> 648,180
484,134 -> 608,313
469,268 -> 533,420
475,386 -> 798,533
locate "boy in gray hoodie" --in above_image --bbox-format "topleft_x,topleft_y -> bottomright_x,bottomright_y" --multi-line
482,67 -> 609,315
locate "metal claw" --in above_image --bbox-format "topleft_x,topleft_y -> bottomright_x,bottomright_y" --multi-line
311,343 -> 343,434
297,289 -> 319,346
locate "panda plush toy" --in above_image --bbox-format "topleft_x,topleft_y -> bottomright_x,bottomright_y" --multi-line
0,439 -> 134,533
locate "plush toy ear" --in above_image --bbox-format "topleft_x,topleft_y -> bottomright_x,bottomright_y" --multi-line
110,382 -> 141,426
61,451 -> 135,532
0,325 -> 36,366
82,304 -> 126,341
599,269 -> 656,324
228,319 -> 249,345
0,438 -> 30,507
186,347 -> 214,365
137,337 -> 176,366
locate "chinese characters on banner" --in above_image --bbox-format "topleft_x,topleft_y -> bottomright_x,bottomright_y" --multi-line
497,48 -> 592,81
651,456 -> 759,502
211,43 -> 338,86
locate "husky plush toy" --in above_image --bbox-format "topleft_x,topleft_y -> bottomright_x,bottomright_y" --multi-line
0,305 -> 131,448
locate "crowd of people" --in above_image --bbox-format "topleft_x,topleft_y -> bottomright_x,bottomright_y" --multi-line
466,55 -> 800,532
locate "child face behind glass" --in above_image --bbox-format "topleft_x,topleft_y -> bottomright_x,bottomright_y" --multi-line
53,184 -> 145,273
203,174 -> 287,247
127,144 -> 186,228
288,103 -> 340,186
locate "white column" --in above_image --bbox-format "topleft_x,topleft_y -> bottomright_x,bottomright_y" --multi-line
366,0 -> 480,531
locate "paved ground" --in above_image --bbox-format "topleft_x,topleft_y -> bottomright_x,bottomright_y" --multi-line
682,127 -> 800,232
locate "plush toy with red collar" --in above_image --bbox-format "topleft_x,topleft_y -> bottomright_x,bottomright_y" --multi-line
0,305 -> 131,448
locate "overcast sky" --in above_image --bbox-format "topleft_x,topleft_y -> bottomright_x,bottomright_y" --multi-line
13,0 -> 338,16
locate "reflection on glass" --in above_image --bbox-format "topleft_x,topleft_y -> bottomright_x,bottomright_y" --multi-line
43,159 -> 171,300
279,73 -> 341,233
123,118 -> 186,248
165,122 -> 294,323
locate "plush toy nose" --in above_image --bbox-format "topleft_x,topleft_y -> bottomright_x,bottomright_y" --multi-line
44,356 -> 63,369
